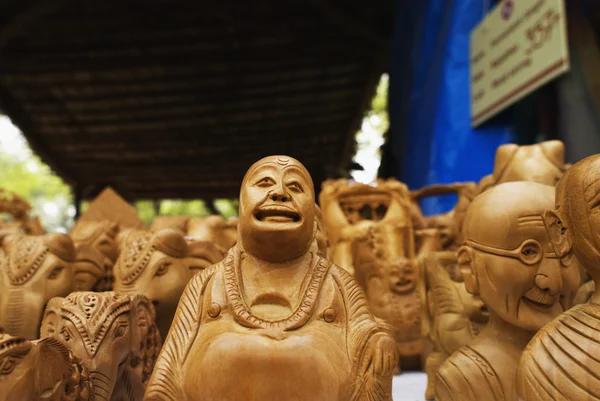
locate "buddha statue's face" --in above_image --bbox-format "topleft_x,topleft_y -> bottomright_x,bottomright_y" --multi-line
460,182 -> 580,331
239,156 -> 316,263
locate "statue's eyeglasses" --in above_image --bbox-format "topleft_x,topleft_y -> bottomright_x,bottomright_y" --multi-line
464,239 -> 558,266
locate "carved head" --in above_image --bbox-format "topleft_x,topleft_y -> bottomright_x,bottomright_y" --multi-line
113,229 -> 192,338
71,221 -> 119,263
458,182 -> 580,331
187,216 -> 238,250
0,333 -> 92,401
543,155 -> 600,280
238,155 -> 316,263
386,257 -> 417,295
40,292 -> 161,401
0,233 -> 76,339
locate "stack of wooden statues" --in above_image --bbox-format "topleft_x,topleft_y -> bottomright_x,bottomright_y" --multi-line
0,143 -> 598,400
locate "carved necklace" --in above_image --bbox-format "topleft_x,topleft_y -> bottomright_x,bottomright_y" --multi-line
223,246 -> 331,332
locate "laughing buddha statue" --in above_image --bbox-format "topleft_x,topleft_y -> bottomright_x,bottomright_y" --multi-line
144,155 -> 399,401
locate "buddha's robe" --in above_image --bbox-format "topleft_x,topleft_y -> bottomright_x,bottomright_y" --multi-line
517,303 -> 600,401
145,246 -> 394,401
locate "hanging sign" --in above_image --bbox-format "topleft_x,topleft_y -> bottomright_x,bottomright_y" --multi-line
471,0 -> 570,127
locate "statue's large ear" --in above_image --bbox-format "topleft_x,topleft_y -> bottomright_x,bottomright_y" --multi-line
543,209 -> 572,259
457,245 -> 479,295
40,297 -> 66,338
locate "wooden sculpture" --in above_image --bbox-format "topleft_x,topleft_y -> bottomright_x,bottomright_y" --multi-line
517,154 -> 600,400
0,189 -> 44,237
187,215 -> 238,251
435,181 -> 580,401
0,233 -> 76,339
352,233 -> 424,367
113,229 -> 195,338
70,220 -> 120,264
40,292 -> 161,401
145,155 -> 398,401
72,243 -> 112,292
0,331 -> 92,401
319,178 -> 416,274
419,252 -> 488,399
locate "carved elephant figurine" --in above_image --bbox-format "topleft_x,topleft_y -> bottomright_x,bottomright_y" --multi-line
0,233 -> 76,339
40,292 -> 161,401
71,220 -> 120,264
113,229 -> 195,338
0,331 -> 91,401
73,243 -> 113,292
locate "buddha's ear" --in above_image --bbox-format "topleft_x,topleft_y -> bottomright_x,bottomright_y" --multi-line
457,246 -> 479,295
543,209 -> 572,259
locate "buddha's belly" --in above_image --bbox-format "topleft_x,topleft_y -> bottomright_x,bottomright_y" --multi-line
183,329 -> 351,401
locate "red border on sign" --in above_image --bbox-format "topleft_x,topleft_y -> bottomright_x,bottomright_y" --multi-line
472,58 -> 566,125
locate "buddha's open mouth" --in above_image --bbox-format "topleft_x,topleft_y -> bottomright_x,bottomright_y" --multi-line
255,207 -> 300,223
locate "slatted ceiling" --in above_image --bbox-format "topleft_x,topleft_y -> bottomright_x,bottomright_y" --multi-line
0,0 -> 394,200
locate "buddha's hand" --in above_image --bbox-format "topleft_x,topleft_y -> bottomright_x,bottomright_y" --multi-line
369,333 -> 399,377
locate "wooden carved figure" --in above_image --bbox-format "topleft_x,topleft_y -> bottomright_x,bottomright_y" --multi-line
0,331 -> 92,401
73,244 -> 112,292
319,178 -> 416,274
419,252 -> 488,399
145,155 -> 398,401
113,229 -> 195,338
517,154 -> 600,400
0,233 -> 76,339
40,292 -> 161,401
352,230 -> 424,367
435,182 -> 580,401
70,220 -> 120,264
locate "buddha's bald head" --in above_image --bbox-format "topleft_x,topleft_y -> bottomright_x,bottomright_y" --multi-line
463,181 -> 555,249
238,155 -> 316,262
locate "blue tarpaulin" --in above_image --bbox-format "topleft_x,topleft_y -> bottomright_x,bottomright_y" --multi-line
389,0 -> 516,215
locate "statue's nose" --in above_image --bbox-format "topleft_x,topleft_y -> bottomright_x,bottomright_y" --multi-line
535,260 -> 563,295
270,184 -> 289,202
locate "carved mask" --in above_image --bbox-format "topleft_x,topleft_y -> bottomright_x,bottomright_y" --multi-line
238,156 -> 315,263
0,233 -> 75,339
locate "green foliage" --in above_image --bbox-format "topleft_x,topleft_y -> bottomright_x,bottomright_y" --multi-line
0,126 -> 73,232
214,199 -> 239,219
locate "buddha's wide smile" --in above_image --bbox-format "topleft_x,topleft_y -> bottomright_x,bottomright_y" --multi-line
254,205 -> 301,224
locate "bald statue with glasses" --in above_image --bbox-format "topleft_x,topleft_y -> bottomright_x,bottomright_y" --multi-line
435,181 -> 580,401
